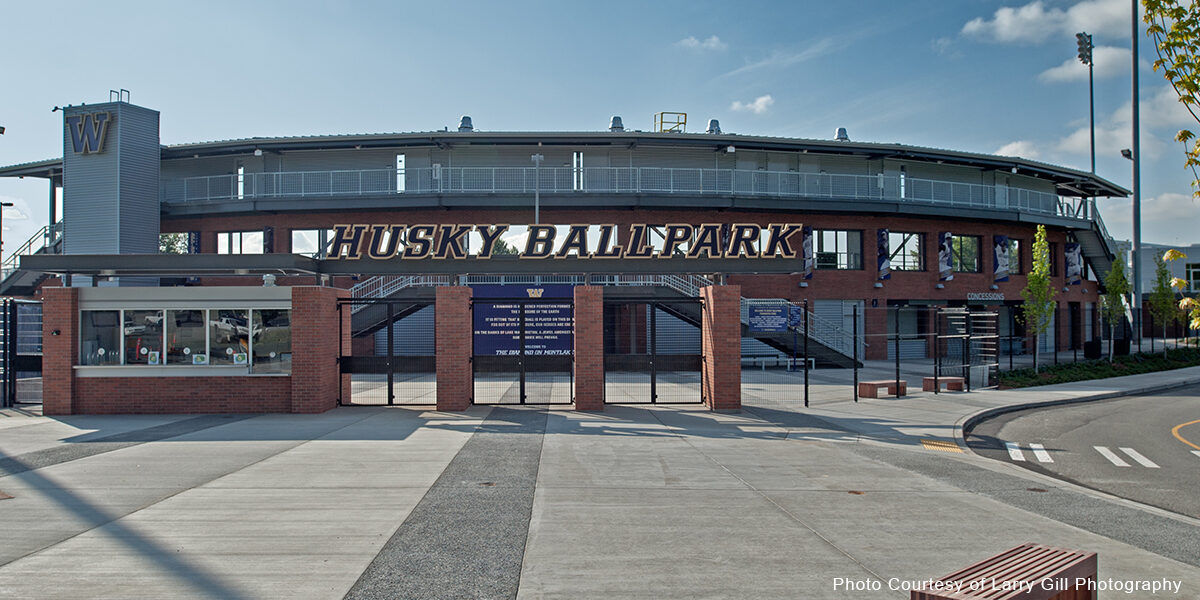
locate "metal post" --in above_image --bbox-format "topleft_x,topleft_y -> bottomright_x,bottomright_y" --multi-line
894,307 -> 902,396
852,304 -> 859,403
1150,312 -> 1155,353
934,308 -> 940,394
803,299 -> 810,408
531,153 -> 544,225
1132,0 -> 1143,351
650,303 -> 657,404
519,302 -> 527,404
386,302 -> 395,405
1,300 -> 8,408
1054,307 -> 1059,365
963,312 -> 971,391
1009,309 -> 1014,371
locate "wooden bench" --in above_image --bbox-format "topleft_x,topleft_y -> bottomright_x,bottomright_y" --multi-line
858,380 -> 906,398
911,543 -> 1097,600
923,376 -> 965,392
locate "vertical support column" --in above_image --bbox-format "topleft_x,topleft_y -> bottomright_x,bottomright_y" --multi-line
41,282 -> 78,416
864,305 -> 887,360
436,286 -> 473,411
573,286 -> 604,411
291,286 -> 346,413
701,284 -> 741,411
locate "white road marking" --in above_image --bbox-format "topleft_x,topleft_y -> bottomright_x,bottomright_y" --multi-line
1193,451 -> 1200,459
1005,442 -> 1026,462
1119,447 -> 1160,469
1094,446 -> 1130,467
1029,443 -> 1054,463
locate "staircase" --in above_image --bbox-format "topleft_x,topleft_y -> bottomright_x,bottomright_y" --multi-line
0,223 -> 64,297
1072,209 -> 1115,285
348,273 -> 861,367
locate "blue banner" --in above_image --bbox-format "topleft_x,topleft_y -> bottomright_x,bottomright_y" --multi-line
801,226 -> 814,279
788,305 -> 804,329
472,285 -> 573,356
748,305 -> 788,333
993,234 -> 1010,282
877,229 -> 891,280
1065,243 -> 1082,284
938,232 -> 954,281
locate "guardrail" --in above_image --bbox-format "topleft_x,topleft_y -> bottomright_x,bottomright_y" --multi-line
162,166 -> 1087,221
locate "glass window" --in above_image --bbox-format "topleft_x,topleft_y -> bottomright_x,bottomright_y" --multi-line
217,231 -> 264,255
888,232 -> 923,271
815,230 -> 862,270
209,309 -> 251,366
80,310 -> 120,365
1008,239 -> 1023,275
1187,263 -> 1200,292
166,310 -> 207,365
951,235 -> 981,273
291,229 -> 333,258
124,310 -> 164,365
251,309 -> 291,373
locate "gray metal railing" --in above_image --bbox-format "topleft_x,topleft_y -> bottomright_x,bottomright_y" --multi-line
1,222 -> 63,280
162,166 -> 1088,221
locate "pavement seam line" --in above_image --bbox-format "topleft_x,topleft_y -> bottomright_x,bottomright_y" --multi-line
0,409 -> 384,569
643,409 -> 894,590
513,409 -> 550,599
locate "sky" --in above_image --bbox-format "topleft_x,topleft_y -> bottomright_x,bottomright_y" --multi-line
1,0 -> 1196,261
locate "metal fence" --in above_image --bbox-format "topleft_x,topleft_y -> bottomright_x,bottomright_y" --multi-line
161,166 -> 1087,220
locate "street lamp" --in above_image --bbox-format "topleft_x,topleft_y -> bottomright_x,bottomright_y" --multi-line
1076,32 -> 1095,174
531,153 -> 544,225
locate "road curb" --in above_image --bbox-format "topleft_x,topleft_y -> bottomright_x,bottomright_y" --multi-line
955,374 -> 1200,445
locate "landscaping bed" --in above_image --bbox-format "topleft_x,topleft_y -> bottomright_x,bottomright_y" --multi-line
998,346 -> 1200,388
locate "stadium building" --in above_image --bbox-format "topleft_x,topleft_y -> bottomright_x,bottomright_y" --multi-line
0,98 -> 1127,414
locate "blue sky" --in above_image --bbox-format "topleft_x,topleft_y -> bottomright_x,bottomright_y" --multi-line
0,0 -> 1195,258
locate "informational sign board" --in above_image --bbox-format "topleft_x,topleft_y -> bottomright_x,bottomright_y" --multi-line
472,285 -> 574,356
748,305 -> 789,333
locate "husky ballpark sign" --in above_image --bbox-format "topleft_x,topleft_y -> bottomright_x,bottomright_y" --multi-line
327,223 -> 804,260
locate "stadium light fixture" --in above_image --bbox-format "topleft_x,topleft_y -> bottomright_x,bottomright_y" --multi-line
1076,32 -> 1095,175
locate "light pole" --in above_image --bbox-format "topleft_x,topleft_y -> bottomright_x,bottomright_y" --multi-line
0,201 -> 14,269
1076,32 -> 1095,173
1130,0 -> 1142,347
531,153 -> 544,225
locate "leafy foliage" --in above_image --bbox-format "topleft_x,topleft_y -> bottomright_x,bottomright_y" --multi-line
1101,247 -> 1131,360
159,232 -> 188,254
1162,247 -> 1200,331
1020,225 -> 1056,371
492,239 -> 519,256
1145,0 -> 1200,196
999,346 -> 1200,388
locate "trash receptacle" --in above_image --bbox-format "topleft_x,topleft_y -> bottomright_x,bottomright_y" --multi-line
1084,340 -> 1101,359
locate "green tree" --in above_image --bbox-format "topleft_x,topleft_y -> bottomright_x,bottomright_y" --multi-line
1101,248 -> 1132,361
492,239 -> 519,256
1147,251 -> 1178,355
1145,1 -> 1200,197
159,232 -> 188,254
1162,248 -> 1200,338
1020,225 -> 1056,372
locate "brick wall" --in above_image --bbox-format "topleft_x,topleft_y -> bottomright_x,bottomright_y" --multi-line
701,285 -> 741,411
290,286 -> 346,413
573,286 -> 604,411
72,376 -> 291,414
436,287 -> 472,411
41,282 -> 77,416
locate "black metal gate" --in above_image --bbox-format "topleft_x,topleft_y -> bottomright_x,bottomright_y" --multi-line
472,298 -> 573,405
603,299 -> 702,404
339,298 -> 436,405
935,307 -> 999,391
1,299 -> 42,408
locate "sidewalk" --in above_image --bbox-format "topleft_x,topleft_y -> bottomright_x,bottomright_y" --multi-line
0,368 -> 1198,598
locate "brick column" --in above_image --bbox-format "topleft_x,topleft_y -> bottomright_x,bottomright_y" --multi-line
701,285 -> 741,411
573,286 -> 604,411
864,304 -> 887,360
41,283 -> 78,416
290,286 -> 346,413
436,286 -> 473,411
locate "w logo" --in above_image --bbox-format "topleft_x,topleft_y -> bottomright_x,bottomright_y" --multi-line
65,112 -> 112,154
526,288 -> 545,298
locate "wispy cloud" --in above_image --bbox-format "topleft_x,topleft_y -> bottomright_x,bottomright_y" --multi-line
730,95 -> 774,115
961,0 -> 1130,44
1038,45 -> 1131,82
995,140 -> 1040,159
676,35 -> 727,51
1054,86 -> 1189,160
719,38 -> 836,78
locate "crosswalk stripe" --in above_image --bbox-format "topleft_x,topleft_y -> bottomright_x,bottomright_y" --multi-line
1119,447 -> 1160,469
1005,442 -> 1026,461
1193,451 -> 1200,459
1094,446 -> 1130,467
1029,443 -> 1054,463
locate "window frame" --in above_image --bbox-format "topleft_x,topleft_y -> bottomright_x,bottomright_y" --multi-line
217,230 -> 265,255
888,231 -> 924,272
814,229 -> 863,270
951,234 -> 982,273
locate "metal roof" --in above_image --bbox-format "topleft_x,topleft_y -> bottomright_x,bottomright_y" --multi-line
0,130 -> 1129,198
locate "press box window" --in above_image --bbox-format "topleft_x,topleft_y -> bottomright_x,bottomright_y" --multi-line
209,309 -> 250,365
888,232 -> 923,271
80,310 -> 121,365
951,235 -> 981,273
291,229 -> 334,258
217,231 -> 264,255
815,230 -> 862,270
251,309 -> 291,374
166,310 -> 207,365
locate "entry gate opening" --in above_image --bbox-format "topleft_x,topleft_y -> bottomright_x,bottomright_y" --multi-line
603,299 -> 702,404
1,299 -> 43,408
339,298 -> 436,405
472,296 -> 573,405
935,307 -> 999,390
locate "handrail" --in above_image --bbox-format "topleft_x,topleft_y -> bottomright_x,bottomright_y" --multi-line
161,166 -> 1091,222
1,222 -> 62,280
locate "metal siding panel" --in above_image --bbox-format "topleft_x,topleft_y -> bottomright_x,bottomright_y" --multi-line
63,103 -> 122,255
117,104 -> 160,254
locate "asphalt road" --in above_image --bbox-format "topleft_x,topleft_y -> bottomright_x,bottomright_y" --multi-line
967,383 -> 1200,519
